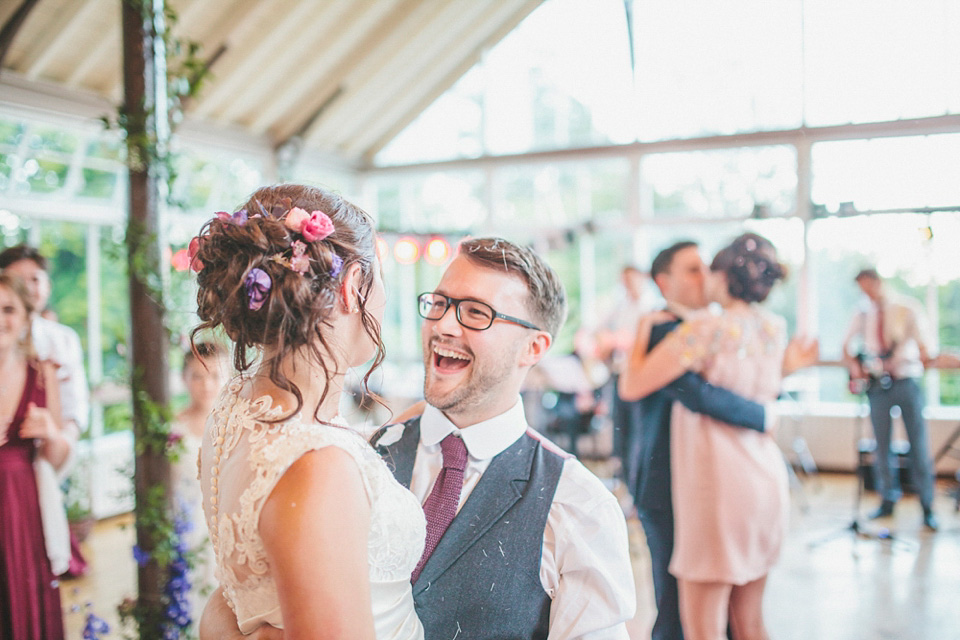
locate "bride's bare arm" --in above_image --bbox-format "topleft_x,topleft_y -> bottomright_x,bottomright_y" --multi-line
260,447 -> 375,640
619,312 -> 688,401
199,587 -> 283,639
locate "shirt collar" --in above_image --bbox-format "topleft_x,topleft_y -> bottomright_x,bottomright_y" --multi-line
420,397 -> 528,461
664,301 -> 692,319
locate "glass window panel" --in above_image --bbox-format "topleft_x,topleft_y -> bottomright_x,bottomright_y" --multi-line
0,118 -> 25,148
589,230 -> 644,327
484,0 -> 635,155
0,210 -> 27,245
78,168 -> 118,199
0,152 -> 13,190
587,159 -> 629,222
642,146 -> 797,219
36,221 -> 89,344
26,158 -> 70,193
100,224 -> 130,385
26,125 -> 79,156
811,135 -> 960,212
172,155 -> 218,211
807,212 -> 957,405
376,0 -> 635,164
371,172 -> 486,232
543,238 -> 583,353
493,164 -> 578,233
375,66 -> 484,166
218,157 -> 264,208
634,0 -> 803,141
85,137 -> 123,162
803,0 -> 960,126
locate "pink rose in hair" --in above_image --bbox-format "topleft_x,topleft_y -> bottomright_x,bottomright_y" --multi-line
284,207 -> 310,233
187,236 -> 204,272
301,210 -> 334,242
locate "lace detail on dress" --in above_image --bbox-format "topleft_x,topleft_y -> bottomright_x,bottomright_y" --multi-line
675,306 -> 785,370
200,378 -> 426,632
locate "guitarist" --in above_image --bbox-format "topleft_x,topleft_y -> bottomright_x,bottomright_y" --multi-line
842,268 -> 938,530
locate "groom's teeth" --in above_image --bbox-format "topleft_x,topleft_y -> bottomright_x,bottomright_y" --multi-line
434,346 -> 468,360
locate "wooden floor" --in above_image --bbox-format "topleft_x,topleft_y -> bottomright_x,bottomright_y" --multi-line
61,472 -> 960,640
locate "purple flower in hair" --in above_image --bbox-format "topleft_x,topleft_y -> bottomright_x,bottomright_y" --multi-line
329,253 -> 343,278
245,268 -> 272,311
216,209 -> 248,225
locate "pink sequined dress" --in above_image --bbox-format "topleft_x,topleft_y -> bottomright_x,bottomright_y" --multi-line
668,306 -> 790,585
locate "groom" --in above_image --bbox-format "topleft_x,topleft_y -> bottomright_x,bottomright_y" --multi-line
201,237 -> 636,638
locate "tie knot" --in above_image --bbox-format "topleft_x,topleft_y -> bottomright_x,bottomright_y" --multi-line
440,434 -> 468,472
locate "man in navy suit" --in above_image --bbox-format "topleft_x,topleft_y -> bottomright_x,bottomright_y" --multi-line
623,241 -> 769,640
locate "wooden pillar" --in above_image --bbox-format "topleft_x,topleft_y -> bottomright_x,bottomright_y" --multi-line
120,0 -> 171,631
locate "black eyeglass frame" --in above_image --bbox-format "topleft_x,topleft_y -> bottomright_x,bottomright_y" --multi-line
417,292 -> 542,332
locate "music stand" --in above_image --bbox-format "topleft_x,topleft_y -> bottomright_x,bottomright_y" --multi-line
808,385 -> 900,550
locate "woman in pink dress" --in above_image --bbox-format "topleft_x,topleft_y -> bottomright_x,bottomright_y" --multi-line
0,273 -> 71,640
620,233 -> 791,640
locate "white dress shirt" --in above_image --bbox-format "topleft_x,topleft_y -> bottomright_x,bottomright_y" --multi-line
412,400 -> 636,640
843,292 -> 931,380
32,315 -> 90,431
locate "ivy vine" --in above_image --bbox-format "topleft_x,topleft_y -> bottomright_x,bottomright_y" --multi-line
102,1 -> 213,637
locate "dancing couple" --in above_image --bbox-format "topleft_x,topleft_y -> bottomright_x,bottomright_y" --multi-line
192,184 -> 636,639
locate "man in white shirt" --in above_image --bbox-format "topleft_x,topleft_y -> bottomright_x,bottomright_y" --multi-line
842,268 -> 938,531
202,237 -> 636,639
393,237 -> 635,638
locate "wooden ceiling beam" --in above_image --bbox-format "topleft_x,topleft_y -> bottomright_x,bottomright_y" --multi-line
263,0 -> 428,143
215,0 -> 359,124
20,0 -> 103,79
65,10 -> 120,89
303,0 -> 484,146
104,0 -> 265,104
357,0 -> 545,164
246,0 -> 397,135
181,0 -> 302,119
0,0 -> 41,69
309,0 -> 531,151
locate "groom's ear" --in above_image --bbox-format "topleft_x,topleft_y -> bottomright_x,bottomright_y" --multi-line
518,330 -> 552,368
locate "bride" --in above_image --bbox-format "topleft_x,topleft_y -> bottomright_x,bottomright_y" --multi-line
191,184 -> 425,639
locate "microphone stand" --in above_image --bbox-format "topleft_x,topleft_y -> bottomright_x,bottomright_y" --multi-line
808,381 -> 900,550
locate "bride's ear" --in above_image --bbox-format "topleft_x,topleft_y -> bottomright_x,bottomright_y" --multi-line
339,263 -> 365,314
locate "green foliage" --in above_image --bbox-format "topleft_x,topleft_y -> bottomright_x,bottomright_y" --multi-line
111,2 -> 210,635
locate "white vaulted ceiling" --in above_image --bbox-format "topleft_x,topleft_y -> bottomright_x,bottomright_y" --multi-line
0,0 -> 544,168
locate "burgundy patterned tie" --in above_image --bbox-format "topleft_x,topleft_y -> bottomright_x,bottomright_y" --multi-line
411,433 -> 467,584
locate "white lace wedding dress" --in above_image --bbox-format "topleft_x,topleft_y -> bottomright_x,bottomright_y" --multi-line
199,378 -> 426,638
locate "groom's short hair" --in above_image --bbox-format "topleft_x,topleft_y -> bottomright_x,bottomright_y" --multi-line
458,237 -> 567,338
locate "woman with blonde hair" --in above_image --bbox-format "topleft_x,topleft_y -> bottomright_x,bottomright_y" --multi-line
0,273 -> 71,639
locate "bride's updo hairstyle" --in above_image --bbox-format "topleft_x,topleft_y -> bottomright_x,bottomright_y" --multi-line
710,232 -> 786,304
189,183 -> 383,421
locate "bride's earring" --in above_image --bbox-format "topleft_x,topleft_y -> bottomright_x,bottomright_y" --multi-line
352,288 -> 365,314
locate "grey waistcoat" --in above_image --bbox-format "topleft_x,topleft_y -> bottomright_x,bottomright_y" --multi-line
374,417 -> 566,640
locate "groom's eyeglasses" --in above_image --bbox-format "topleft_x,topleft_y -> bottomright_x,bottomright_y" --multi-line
417,293 -> 541,332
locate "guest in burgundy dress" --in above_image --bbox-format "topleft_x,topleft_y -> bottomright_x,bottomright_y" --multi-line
0,273 -> 71,640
